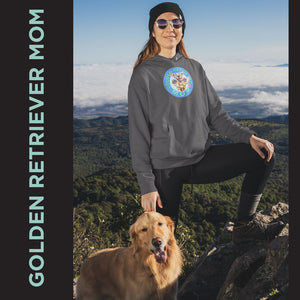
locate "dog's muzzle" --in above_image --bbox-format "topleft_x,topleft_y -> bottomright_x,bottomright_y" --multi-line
151,238 -> 167,264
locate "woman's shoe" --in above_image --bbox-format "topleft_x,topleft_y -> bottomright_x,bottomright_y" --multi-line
232,217 -> 285,244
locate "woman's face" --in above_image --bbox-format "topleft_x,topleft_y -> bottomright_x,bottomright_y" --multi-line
152,12 -> 183,53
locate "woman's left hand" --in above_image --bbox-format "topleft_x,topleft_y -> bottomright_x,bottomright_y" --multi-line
249,135 -> 274,162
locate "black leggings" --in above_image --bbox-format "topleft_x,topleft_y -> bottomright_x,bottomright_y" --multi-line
153,143 -> 275,225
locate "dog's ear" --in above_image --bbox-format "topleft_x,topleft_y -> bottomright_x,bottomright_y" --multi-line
130,224 -> 137,241
164,216 -> 175,234
129,224 -> 138,254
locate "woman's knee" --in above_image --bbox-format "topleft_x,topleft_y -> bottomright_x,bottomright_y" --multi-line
261,148 -> 275,169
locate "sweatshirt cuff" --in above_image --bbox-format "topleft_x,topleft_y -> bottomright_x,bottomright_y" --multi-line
239,128 -> 255,144
137,176 -> 158,196
244,131 -> 255,144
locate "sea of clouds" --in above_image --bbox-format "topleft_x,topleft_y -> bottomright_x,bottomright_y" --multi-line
74,61 -> 288,117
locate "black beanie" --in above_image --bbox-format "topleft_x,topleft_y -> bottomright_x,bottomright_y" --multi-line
149,2 -> 185,35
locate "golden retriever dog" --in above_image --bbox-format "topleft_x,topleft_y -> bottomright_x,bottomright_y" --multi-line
76,212 -> 183,300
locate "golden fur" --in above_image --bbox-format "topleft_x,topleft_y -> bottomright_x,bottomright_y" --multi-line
76,212 -> 183,300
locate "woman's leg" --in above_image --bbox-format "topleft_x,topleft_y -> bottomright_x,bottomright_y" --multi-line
188,143 -> 273,189
186,143 -> 284,243
153,143 -> 277,238
187,143 -> 275,222
153,165 -> 190,228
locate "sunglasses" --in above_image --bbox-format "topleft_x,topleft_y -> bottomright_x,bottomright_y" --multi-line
155,18 -> 184,30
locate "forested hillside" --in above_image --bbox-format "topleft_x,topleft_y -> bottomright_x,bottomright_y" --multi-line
73,116 -> 288,283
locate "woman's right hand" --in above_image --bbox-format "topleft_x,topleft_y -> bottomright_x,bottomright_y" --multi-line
141,191 -> 163,212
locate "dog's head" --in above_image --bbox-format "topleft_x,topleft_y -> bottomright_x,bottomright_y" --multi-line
129,212 -> 175,264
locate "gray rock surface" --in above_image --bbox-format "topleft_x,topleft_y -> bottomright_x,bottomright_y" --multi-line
178,203 -> 289,300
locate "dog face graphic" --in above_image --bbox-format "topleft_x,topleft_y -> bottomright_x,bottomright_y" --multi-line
170,72 -> 190,92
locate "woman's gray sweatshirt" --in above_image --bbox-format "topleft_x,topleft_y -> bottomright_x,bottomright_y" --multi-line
128,52 -> 254,195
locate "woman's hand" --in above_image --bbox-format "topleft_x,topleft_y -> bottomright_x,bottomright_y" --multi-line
249,135 -> 274,162
141,191 -> 163,212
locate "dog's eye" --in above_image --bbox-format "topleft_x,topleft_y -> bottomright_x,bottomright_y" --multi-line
141,228 -> 147,232
158,222 -> 163,226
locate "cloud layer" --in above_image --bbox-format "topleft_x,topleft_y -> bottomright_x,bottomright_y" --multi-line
74,63 -> 132,107
74,61 -> 288,116
203,62 -> 288,90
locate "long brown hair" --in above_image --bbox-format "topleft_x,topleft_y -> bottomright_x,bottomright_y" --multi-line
133,35 -> 189,71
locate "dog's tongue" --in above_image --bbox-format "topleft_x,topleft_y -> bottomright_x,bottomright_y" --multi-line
154,248 -> 167,264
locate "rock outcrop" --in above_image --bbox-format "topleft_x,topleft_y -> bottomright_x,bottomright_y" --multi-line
178,203 -> 289,300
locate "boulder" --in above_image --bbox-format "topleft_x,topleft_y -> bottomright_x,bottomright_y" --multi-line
178,203 -> 289,300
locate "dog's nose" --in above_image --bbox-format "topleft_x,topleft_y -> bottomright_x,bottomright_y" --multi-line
152,238 -> 162,248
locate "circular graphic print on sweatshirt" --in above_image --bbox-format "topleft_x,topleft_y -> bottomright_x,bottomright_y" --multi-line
163,67 -> 193,98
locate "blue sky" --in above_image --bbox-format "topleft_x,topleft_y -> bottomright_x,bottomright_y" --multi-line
74,0 -> 288,65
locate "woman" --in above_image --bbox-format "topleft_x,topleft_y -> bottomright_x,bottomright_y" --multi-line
128,2 -> 283,244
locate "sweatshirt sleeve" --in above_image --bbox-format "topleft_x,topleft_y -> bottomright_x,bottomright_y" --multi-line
128,72 -> 157,196
204,71 -> 255,144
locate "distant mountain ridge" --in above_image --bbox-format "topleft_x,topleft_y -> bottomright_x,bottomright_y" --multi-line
254,63 -> 288,68
74,101 -> 288,120
73,114 -> 288,130
74,103 -> 128,119
262,115 -> 288,123
74,115 -> 128,129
